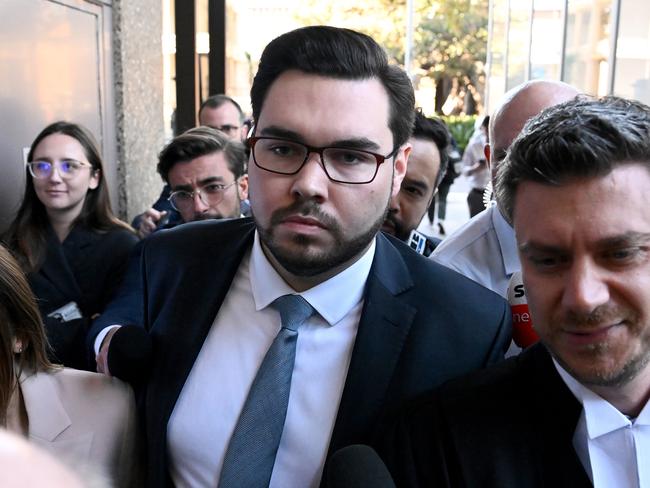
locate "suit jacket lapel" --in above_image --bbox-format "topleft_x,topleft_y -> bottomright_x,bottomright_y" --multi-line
37,225 -> 83,304
146,220 -> 256,467
20,370 -> 71,441
328,234 -> 417,453
20,369 -> 94,461
64,226 -> 102,308
528,345 -> 592,486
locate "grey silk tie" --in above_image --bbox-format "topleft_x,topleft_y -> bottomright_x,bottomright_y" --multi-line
218,294 -> 314,488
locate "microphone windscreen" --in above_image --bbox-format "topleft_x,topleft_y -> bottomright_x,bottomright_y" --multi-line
507,271 -> 539,348
106,325 -> 152,385
326,445 -> 396,488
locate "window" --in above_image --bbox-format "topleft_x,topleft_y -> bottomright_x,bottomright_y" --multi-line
613,0 -> 650,104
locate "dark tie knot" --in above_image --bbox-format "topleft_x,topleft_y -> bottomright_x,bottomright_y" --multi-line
272,294 -> 314,331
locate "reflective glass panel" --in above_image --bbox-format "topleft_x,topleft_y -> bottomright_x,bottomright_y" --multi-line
530,0 -> 564,80
563,0 -> 613,96
506,0 -> 533,90
613,0 -> 650,104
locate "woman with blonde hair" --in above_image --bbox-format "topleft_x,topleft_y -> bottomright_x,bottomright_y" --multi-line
3,121 -> 137,370
0,244 -> 138,486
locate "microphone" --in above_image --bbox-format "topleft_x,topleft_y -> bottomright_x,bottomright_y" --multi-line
326,445 -> 396,488
507,271 -> 539,348
106,325 -> 153,385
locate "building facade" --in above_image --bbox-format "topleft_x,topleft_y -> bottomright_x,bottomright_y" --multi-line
486,0 -> 650,111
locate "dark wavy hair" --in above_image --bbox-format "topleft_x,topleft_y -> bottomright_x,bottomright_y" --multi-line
495,96 -> 650,223
250,25 -> 415,150
0,245 -> 54,426
2,121 -> 132,271
157,126 -> 247,182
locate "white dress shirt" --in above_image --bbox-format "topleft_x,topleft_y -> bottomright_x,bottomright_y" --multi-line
462,130 -> 490,190
167,232 -> 375,488
431,203 -> 519,298
554,360 -> 650,488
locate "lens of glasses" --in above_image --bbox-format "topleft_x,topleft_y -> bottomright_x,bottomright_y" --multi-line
28,161 -> 53,179
59,161 -> 79,174
322,148 -> 378,183
253,139 -> 307,174
169,192 -> 192,210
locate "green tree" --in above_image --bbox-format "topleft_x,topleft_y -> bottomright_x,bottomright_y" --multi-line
293,0 -> 488,115
414,0 -> 488,114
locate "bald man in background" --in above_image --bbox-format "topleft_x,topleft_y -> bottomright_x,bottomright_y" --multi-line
431,80 -> 580,297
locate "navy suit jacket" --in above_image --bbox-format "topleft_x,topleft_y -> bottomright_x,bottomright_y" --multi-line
29,224 -> 137,370
377,343 -> 592,487
93,217 -> 511,486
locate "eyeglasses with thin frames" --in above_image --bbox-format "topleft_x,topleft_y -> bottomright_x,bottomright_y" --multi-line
167,181 -> 238,212
27,160 -> 94,180
247,136 -> 398,184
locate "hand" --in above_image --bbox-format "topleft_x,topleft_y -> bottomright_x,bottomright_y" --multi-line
137,209 -> 167,238
96,327 -> 120,376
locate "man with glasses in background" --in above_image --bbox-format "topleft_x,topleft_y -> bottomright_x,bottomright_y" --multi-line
97,26 -> 510,487
134,94 -> 248,237
160,126 -> 248,223
198,94 -> 247,140
89,126 -> 247,374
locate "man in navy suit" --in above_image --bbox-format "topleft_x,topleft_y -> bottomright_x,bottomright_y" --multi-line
94,26 -> 510,487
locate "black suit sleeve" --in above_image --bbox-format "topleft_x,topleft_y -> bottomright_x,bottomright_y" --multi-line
485,298 -> 512,365
376,393 -> 458,488
87,239 -> 145,355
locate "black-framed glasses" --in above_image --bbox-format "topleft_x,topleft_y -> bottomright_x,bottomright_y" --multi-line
167,181 -> 237,212
27,160 -> 93,180
247,136 -> 398,184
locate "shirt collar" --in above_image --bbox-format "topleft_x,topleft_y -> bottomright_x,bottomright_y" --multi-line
491,204 -> 519,277
249,231 -> 375,326
552,359 -> 650,438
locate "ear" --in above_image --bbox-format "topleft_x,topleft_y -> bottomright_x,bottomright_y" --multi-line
484,144 -> 491,171
13,338 -> 24,354
240,125 -> 250,142
237,174 -> 249,201
391,143 -> 410,199
89,168 -> 101,190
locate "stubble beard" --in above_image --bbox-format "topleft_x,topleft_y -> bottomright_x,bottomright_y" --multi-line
547,306 -> 650,388
189,195 -> 241,222
254,198 -> 390,277
383,211 -> 409,242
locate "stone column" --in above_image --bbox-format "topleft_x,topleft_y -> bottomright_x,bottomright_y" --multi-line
112,0 -> 165,222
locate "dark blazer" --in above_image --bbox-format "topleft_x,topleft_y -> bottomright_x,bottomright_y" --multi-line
130,217 -> 511,486
28,224 -> 138,370
89,239 -> 147,346
377,343 -> 593,488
